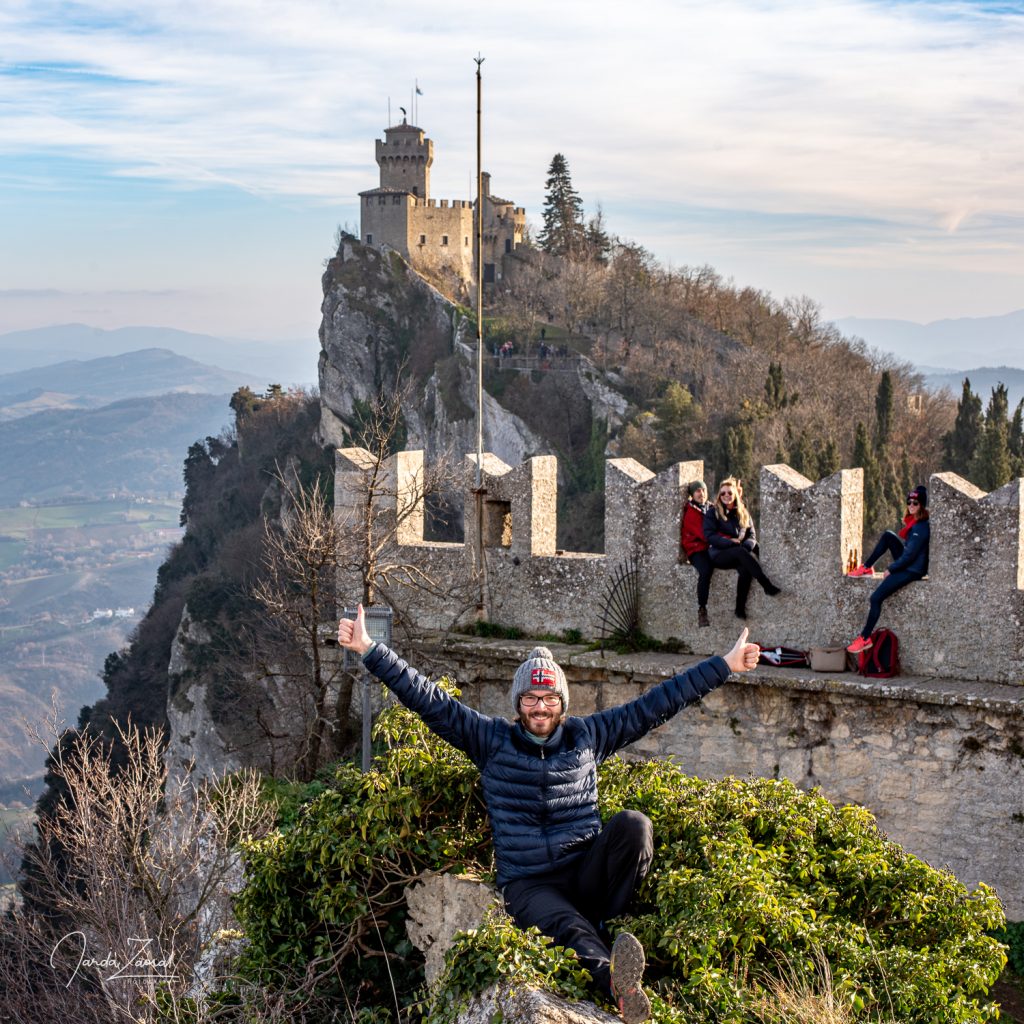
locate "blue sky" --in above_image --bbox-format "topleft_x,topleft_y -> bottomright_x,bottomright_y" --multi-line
1,0 -> 1023,346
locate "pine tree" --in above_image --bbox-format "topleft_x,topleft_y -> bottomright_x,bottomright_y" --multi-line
583,207 -> 612,265
655,381 -> 700,460
943,379 -> 983,476
538,153 -> 584,258
971,384 -> 1013,491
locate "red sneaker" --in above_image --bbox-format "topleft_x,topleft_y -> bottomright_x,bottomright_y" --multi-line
846,635 -> 873,655
847,564 -> 875,577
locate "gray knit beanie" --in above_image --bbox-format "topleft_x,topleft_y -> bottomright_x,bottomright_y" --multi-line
510,646 -> 568,714
687,479 -> 707,498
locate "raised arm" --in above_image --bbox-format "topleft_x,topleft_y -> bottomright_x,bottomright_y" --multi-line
337,605 -> 494,766
586,629 -> 760,758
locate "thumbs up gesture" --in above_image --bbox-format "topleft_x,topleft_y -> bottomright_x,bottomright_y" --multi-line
724,627 -> 760,674
338,603 -> 373,655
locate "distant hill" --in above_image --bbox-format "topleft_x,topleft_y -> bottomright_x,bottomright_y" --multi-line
0,392 -> 234,505
0,323 -> 319,385
920,365 -> 1024,411
0,348 -> 260,420
835,309 -> 1024,370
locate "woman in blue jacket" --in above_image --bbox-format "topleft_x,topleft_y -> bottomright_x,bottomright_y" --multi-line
338,604 -> 760,1023
847,485 -> 930,655
702,476 -> 781,618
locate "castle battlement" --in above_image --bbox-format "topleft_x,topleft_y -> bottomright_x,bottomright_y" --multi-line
335,448 -> 1024,683
358,121 -> 525,290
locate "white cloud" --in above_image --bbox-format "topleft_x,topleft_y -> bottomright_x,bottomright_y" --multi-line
0,0 -> 1022,328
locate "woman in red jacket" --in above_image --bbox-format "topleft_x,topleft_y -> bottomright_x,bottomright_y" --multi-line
680,479 -> 714,627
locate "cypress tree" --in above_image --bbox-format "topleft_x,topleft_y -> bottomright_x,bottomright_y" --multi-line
764,362 -> 795,411
853,422 -> 885,533
971,384 -> 1013,491
724,422 -> 755,490
943,379 -> 983,476
817,438 -> 841,479
538,153 -> 584,258
874,370 -> 894,447
1009,398 -> 1024,477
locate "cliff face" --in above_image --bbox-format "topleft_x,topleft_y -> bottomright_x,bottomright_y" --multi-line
318,239 -> 548,467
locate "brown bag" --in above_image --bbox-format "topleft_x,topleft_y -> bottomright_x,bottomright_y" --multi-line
809,646 -> 847,672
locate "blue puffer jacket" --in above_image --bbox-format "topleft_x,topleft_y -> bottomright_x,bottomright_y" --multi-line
363,644 -> 729,887
888,518 -> 930,576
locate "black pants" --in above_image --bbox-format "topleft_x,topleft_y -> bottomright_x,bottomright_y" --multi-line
502,810 -> 654,997
709,543 -> 773,614
688,549 -> 715,608
860,569 -> 921,639
864,530 -> 903,569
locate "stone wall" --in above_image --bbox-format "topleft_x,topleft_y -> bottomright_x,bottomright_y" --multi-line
334,447 -> 1024,684
400,636 -> 1024,918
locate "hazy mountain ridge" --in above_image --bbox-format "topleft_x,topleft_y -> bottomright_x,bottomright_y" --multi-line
0,322 -> 318,385
836,309 -> 1024,370
920,365 -> 1024,411
0,392 -> 234,506
0,348 -> 261,420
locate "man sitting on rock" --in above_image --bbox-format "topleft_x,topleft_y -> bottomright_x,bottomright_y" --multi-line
338,605 -> 760,1023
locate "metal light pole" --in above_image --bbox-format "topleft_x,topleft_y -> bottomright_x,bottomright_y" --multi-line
473,54 -> 487,616
341,604 -> 393,772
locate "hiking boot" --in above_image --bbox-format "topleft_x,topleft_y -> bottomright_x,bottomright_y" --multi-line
847,564 -> 875,577
610,932 -> 650,1024
735,608 -> 747,620
846,635 -> 873,655
698,607 -> 710,628
763,582 -> 781,596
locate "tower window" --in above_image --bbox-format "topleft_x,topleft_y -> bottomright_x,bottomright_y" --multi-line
465,236 -> 469,246
419,234 -> 426,245
366,234 -> 373,245
441,235 -> 449,246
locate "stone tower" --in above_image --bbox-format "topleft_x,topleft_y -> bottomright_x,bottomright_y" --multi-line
358,118 -> 525,293
375,120 -> 432,199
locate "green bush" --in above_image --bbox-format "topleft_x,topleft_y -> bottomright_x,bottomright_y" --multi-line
235,682 -> 492,1008
995,919 -> 1024,976
235,691 -> 1006,1023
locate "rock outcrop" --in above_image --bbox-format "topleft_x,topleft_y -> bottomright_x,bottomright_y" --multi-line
318,238 -> 548,468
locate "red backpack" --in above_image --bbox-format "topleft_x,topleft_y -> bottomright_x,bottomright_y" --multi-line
858,629 -> 900,678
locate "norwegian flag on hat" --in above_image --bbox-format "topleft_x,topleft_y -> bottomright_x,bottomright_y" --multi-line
530,666 -> 557,689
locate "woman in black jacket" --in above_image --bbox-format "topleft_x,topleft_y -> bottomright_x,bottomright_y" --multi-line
702,477 -> 781,619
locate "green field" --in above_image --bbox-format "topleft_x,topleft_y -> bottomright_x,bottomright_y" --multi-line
0,499 -> 181,535
0,538 -> 26,571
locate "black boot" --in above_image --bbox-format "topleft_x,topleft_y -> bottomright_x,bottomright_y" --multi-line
698,607 -> 710,628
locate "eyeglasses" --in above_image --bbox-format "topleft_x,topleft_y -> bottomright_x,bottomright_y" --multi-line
520,693 -> 562,708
